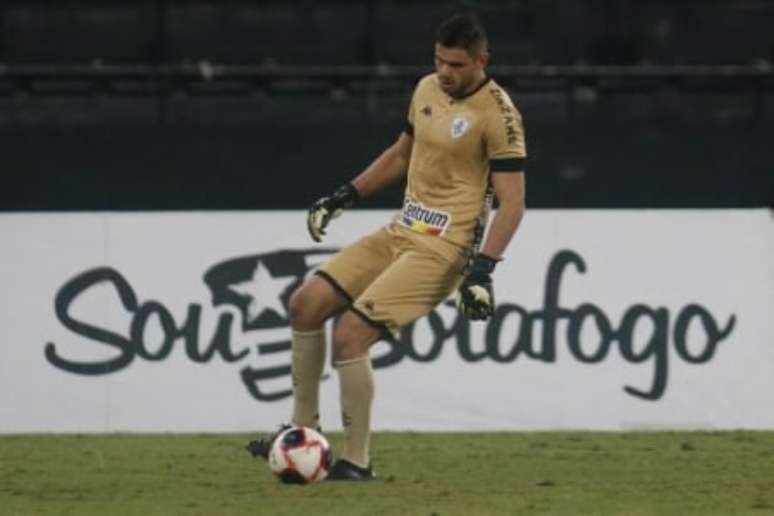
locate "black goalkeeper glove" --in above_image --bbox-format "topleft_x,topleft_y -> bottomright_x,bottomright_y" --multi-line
456,253 -> 499,321
306,183 -> 360,242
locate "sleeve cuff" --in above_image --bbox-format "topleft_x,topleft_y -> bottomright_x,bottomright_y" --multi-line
489,157 -> 526,172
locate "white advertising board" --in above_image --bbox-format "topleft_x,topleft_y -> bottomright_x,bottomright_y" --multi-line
0,209 -> 772,433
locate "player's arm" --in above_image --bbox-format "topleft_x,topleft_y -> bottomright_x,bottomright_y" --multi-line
480,171 -> 525,259
307,132 -> 413,242
458,88 -> 527,319
351,131 -> 413,198
457,169 -> 525,320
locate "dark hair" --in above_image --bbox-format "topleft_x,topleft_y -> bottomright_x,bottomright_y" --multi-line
436,13 -> 488,55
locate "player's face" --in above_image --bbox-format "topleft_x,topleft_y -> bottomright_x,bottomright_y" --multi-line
434,43 -> 487,97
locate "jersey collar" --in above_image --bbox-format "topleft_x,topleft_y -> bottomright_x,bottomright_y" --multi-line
449,76 -> 492,101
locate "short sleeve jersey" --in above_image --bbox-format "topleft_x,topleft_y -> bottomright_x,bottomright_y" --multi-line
399,73 -> 527,250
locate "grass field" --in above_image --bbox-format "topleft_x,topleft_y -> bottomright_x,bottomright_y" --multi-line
1,431 -> 774,516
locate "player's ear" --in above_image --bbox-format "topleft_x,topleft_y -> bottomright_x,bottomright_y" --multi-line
476,50 -> 490,68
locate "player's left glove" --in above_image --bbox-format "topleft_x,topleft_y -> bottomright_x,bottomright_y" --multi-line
306,183 -> 360,242
456,253 -> 499,321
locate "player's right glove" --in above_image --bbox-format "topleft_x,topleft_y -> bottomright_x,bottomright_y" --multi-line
306,183 -> 360,242
456,253 -> 499,320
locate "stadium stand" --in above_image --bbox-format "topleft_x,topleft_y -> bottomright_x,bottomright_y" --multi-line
0,0 -> 771,210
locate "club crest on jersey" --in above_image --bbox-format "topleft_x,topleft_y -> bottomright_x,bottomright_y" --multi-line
400,197 -> 451,237
451,115 -> 469,139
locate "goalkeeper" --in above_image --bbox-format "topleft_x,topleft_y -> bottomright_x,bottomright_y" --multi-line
248,13 -> 526,481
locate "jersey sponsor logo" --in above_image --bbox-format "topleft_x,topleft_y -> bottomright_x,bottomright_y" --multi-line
400,197 -> 451,236
450,115 -> 470,139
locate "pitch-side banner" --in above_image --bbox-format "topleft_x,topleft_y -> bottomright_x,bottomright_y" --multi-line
1,210 -> 772,433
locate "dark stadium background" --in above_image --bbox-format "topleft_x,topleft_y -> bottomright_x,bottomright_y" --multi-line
0,0 -> 771,211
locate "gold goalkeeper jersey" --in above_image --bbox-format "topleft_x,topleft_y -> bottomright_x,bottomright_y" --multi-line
398,73 -> 527,251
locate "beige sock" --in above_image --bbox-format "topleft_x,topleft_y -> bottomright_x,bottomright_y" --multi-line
336,356 -> 374,468
291,329 -> 326,429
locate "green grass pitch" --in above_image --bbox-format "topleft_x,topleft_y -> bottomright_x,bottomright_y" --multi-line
2,432 -> 774,515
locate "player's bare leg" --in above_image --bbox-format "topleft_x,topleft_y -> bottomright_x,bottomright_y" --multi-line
327,310 -> 381,480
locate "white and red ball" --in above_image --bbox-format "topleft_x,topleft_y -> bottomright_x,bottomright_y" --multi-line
268,426 -> 332,484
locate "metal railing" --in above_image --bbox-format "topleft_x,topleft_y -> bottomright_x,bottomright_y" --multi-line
1,63 -> 771,126
1,63 -> 772,83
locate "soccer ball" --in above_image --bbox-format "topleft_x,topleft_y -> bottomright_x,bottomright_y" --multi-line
268,426 -> 332,484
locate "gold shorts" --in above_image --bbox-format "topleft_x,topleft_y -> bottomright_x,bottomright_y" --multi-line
317,223 -> 469,338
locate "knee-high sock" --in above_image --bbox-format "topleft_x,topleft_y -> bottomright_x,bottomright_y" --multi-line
291,329 -> 326,429
336,355 -> 374,468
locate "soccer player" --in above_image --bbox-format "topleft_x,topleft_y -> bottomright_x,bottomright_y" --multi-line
247,13 -> 527,481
